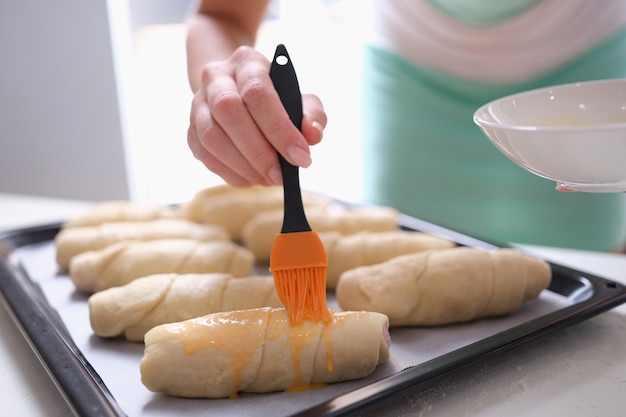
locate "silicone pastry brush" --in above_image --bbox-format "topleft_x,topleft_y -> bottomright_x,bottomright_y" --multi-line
268,44 -> 330,324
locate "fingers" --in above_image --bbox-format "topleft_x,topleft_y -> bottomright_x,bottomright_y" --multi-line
556,183 -> 625,193
207,63 -> 282,182
302,94 -> 326,146
189,52 -> 278,185
187,46 -> 328,187
188,96 -> 264,187
555,183 -> 575,192
238,67 -> 312,168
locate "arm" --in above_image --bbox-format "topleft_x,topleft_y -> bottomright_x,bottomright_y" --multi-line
186,0 -> 269,91
185,0 -> 327,187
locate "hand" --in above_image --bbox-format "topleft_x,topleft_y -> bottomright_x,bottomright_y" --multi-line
187,46 -> 327,187
555,183 -> 575,192
556,183 -> 626,193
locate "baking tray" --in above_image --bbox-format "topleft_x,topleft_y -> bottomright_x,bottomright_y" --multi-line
1,212 -> 625,417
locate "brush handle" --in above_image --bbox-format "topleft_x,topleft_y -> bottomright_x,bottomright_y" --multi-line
277,153 -> 310,233
270,44 -> 312,233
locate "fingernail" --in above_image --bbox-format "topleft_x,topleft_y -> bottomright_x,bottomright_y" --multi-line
312,121 -> 324,140
269,166 -> 282,185
287,145 -> 312,167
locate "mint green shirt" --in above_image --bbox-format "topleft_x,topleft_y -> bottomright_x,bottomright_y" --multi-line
361,30 -> 626,250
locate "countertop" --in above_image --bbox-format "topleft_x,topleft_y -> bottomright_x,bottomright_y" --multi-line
1,193 -> 625,417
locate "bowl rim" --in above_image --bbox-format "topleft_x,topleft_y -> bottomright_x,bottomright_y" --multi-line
473,78 -> 626,132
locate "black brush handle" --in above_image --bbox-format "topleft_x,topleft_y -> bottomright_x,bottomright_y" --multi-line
270,44 -> 311,233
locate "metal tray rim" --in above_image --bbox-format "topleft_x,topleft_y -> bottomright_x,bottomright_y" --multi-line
1,218 -> 626,417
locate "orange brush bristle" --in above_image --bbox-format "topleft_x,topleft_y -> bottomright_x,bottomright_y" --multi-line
270,231 -> 330,324
268,44 -> 331,325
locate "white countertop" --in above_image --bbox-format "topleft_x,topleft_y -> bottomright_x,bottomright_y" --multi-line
1,193 -> 625,417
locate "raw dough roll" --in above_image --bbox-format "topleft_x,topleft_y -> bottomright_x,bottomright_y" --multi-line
89,273 -> 282,342
55,219 -> 230,269
62,201 -> 181,228
320,230 -> 456,289
140,307 -> 390,398
183,184 -> 331,241
242,206 -> 399,262
69,239 -> 254,293
336,247 -> 551,326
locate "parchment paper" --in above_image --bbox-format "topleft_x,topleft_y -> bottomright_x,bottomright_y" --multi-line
11,241 -> 571,417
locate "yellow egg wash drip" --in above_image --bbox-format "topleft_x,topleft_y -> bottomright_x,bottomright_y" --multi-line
167,309 -> 268,397
284,382 -> 327,393
280,309 -> 358,392
288,320 -> 316,389
324,323 -> 334,373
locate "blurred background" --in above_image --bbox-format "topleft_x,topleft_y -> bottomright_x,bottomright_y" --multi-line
0,0 -> 372,205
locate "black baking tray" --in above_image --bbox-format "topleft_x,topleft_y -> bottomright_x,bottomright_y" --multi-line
1,214 -> 625,417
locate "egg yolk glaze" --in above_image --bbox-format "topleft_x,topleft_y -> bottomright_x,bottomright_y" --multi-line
140,307 -> 390,398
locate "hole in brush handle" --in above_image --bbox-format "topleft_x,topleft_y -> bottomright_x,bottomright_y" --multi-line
270,44 -> 303,130
279,153 -> 311,233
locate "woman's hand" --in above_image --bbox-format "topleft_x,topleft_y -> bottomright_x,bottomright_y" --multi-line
187,46 -> 327,187
555,183 -> 575,192
556,183 -> 625,192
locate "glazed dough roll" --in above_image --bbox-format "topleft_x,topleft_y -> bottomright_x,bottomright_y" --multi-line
62,201 -> 181,228
140,308 -> 390,398
183,185 -> 331,241
55,219 -> 230,269
89,273 -> 282,342
320,230 -> 456,288
242,206 -> 399,261
336,247 -> 551,326
69,239 -> 254,293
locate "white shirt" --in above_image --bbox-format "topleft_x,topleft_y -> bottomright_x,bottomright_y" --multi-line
373,0 -> 626,82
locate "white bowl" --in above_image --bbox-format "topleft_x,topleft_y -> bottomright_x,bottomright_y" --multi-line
473,79 -> 626,192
